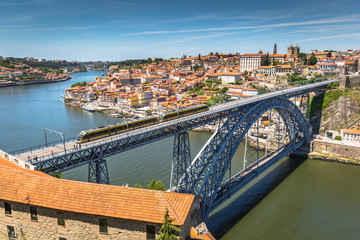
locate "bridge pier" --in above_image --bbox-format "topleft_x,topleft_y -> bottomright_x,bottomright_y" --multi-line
170,131 -> 191,191
88,148 -> 110,184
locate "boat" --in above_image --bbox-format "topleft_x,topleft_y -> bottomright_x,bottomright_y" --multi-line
82,105 -> 95,112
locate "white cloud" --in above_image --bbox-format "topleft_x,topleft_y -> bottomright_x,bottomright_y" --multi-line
125,16 -> 359,36
299,32 -> 360,42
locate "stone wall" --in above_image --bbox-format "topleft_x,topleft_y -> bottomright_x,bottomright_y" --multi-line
312,140 -> 360,160
0,200 -> 164,240
348,75 -> 360,87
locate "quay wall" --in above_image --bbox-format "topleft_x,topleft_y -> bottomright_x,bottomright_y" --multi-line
0,77 -> 71,88
311,140 -> 360,160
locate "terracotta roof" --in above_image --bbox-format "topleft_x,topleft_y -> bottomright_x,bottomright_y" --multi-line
277,65 -> 292,68
342,128 -> 360,135
218,72 -> 241,76
0,157 -> 51,178
0,156 -> 195,225
258,66 -> 275,69
190,227 -> 203,239
315,52 -> 329,55
269,54 -> 286,57
202,232 -> 216,240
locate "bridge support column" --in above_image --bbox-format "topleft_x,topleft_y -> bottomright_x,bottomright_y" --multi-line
88,148 -> 110,184
170,131 -> 191,191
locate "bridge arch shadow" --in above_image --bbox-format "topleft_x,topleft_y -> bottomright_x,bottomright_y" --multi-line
177,97 -> 310,220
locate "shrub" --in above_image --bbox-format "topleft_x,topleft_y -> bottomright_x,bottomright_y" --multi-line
334,136 -> 342,141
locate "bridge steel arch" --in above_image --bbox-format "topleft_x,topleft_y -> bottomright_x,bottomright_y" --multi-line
177,97 -> 310,220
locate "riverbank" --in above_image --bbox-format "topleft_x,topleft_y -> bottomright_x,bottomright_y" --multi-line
63,98 -> 146,121
308,151 -> 360,165
0,76 -> 72,88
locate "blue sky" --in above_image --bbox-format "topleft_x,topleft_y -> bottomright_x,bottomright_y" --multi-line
0,0 -> 359,61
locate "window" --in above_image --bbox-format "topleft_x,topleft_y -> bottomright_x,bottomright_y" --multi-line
99,218 -> 108,234
57,211 -> 65,226
30,206 -> 38,221
59,238 -> 67,240
4,202 -> 11,215
7,226 -> 16,239
146,225 -> 156,240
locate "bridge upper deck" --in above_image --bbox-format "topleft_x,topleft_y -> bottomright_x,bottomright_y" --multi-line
12,78 -> 338,165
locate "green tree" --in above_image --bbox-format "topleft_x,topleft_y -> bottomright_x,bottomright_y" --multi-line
55,69 -> 64,74
297,52 -> 308,65
334,136 -> 342,141
0,59 -> 10,67
71,81 -> 87,88
134,183 -> 142,188
52,172 -> 63,179
273,59 -> 281,66
308,56 -> 317,65
146,179 -> 165,191
261,54 -> 271,66
258,87 -> 269,94
220,87 -> 228,93
157,210 -> 182,240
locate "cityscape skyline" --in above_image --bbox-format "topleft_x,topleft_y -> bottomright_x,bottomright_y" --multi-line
0,0 -> 359,61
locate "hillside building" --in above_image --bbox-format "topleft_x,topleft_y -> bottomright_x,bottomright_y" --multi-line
0,156 -> 200,240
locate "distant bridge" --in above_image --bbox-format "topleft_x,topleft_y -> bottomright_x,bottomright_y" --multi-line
8,78 -> 338,221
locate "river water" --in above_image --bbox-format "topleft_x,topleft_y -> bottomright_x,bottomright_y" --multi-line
0,71 -> 359,239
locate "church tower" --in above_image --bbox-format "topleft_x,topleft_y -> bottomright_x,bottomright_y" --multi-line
273,43 -> 277,54
294,45 -> 300,55
287,45 -> 294,56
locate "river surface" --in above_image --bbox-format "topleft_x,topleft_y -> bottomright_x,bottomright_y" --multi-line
0,71 -> 359,239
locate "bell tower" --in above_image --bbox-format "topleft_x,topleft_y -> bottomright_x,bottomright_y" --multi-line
273,43 -> 277,54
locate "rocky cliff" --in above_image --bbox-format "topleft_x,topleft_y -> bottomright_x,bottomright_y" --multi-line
310,84 -> 360,134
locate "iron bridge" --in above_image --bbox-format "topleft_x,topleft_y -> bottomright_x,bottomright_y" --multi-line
9,79 -> 338,221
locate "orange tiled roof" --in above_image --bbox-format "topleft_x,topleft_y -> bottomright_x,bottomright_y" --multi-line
342,128 -> 360,135
190,227 -> 203,239
202,232 -> 216,240
0,157 -> 52,178
0,156 -> 195,225
315,51 -> 329,55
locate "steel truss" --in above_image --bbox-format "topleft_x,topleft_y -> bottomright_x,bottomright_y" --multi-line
88,147 -> 110,184
170,132 -> 191,190
34,101 -> 258,175
32,85 -> 327,186
177,97 -> 310,220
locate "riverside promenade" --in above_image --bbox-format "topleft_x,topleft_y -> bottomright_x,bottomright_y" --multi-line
0,76 -> 71,88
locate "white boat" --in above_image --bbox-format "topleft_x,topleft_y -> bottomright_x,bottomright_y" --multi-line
82,105 -> 95,112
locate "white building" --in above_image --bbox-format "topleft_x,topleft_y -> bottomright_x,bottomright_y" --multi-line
87,91 -> 95,101
227,85 -> 258,99
275,65 -> 294,76
242,88 -> 258,96
219,72 -> 242,84
317,63 -> 337,72
240,53 -> 266,72
341,129 -> 360,144
269,54 -> 286,63
258,66 -> 277,76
